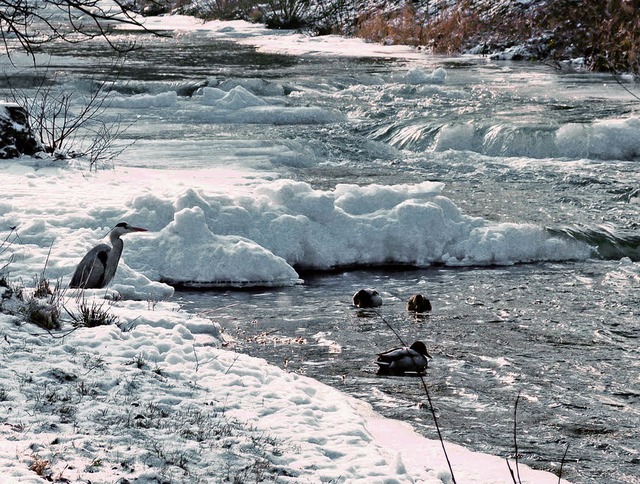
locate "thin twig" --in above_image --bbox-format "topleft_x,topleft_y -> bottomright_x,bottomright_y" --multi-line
611,72 -> 640,102
374,310 -> 457,484
513,393 -> 523,484
28,327 -> 78,339
224,355 -> 240,375
41,240 -> 53,277
506,458 -> 517,484
193,344 -> 200,373
558,443 -> 570,484
117,316 -> 141,333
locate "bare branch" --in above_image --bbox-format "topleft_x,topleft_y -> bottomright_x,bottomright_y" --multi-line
0,0 -> 167,59
512,393 -> 522,484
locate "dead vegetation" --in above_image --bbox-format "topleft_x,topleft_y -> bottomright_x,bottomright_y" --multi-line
355,0 -> 640,74
150,0 -> 640,75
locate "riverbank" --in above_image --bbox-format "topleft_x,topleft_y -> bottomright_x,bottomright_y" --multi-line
147,0 -> 639,76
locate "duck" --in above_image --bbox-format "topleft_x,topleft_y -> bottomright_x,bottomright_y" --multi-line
352,288 -> 382,308
375,340 -> 431,375
407,294 -> 432,313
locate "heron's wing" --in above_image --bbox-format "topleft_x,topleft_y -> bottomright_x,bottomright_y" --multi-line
69,244 -> 111,289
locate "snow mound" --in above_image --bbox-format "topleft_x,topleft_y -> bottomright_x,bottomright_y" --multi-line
128,205 -> 301,287
202,85 -> 268,109
404,67 -> 447,84
108,91 -> 178,108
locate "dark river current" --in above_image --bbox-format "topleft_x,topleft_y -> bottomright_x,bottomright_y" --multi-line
9,26 -> 640,483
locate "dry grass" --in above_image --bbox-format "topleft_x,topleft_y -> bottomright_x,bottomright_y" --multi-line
356,6 -> 424,47
68,298 -> 119,328
538,0 -> 640,73
140,0 -> 639,73
355,2 -> 513,55
354,0 -> 640,74
23,298 -> 61,331
29,455 -> 52,479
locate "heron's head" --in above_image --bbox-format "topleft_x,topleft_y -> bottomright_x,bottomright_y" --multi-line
111,222 -> 148,237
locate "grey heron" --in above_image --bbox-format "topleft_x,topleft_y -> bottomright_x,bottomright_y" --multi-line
69,222 -> 147,289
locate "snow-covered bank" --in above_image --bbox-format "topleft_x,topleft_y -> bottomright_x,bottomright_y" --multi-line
126,16 -> 428,60
0,300 -> 569,483
0,164 -> 592,292
0,157 -> 585,482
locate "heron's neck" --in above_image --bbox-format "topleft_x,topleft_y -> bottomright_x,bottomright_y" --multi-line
103,235 -> 124,283
109,236 -> 124,255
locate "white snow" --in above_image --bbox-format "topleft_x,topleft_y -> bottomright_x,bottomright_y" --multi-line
403,66 -> 447,84
0,166 -> 592,291
556,116 -> 640,160
0,14 -> 577,484
108,90 -> 179,109
0,305 -> 567,483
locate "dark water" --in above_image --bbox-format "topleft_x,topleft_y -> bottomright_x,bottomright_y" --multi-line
6,29 -> 640,483
177,261 -> 639,484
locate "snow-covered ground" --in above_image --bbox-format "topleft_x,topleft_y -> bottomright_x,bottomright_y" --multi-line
0,300 -> 568,483
0,16 -> 575,483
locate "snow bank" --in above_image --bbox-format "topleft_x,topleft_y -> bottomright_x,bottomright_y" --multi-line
131,205 -> 301,287
0,307 -> 569,483
105,82 -> 345,125
0,164 -> 592,296
403,66 -> 447,84
123,178 -> 592,280
217,78 -> 286,96
201,85 -> 268,108
556,116 -> 640,160
108,90 -> 178,108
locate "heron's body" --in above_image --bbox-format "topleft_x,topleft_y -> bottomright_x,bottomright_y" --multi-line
376,341 -> 431,375
407,294 -> 432,313
69,222 -> 147,289
353,288 -> 382,308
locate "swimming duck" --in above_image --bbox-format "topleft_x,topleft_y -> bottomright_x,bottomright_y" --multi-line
352,288 -> 382,308
375,340 -> 431,375
407,294 -> 432,313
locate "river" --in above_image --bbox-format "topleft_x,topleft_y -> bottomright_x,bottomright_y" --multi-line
5,23 -> 640,483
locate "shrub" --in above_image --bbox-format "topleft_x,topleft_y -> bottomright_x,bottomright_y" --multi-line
537,0 -> 640,73
7,61 -> 133,169
23,297 -> 61,331
173,0 -> 262,21
69,299 -> 119,328
356,2 -> 491,53
354,0 -> 640,75
32,273 -> 52,299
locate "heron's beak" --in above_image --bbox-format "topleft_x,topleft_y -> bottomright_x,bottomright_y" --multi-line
131,226 -> 148,232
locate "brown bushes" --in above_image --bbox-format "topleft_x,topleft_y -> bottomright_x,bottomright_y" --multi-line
146,0 -> 639,75
355,1 -> 525,55
538,0 -> 640,73
354,0 -> 640,75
